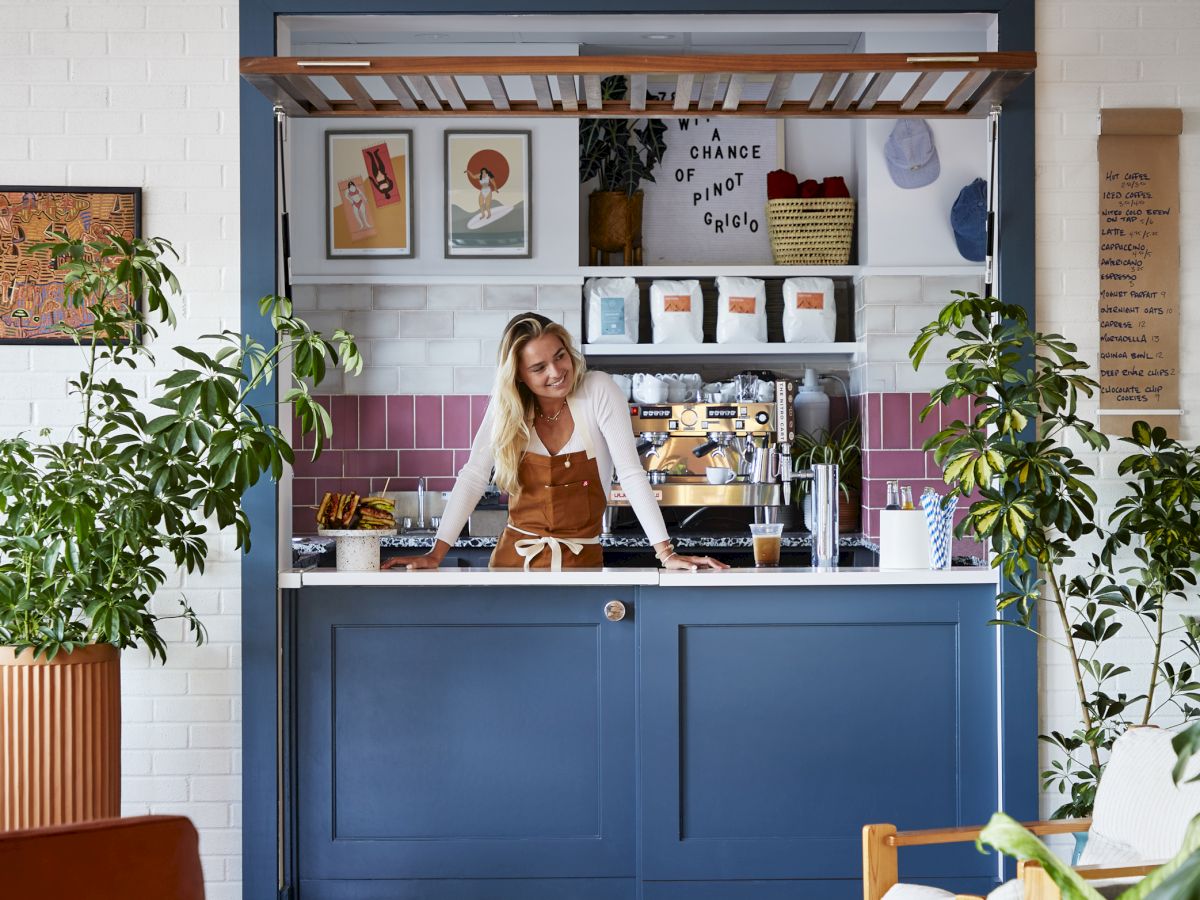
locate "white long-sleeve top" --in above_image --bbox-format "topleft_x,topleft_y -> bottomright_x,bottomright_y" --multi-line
435,370 -> 670,547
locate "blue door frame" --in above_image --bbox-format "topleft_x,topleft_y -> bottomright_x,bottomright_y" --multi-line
239,3 -> 1035,897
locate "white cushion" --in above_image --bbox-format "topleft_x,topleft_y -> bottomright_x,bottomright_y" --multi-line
986,877 -> 1024,900
1082,726 -> 1200,865
882,884 -> 956,900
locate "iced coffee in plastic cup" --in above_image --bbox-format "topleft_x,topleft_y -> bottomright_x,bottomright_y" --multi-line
750,522 -> 783,567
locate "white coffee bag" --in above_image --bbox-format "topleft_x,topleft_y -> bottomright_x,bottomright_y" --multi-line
715,276 -> 767,344
782,277 -> 837,343
584,277 -> 639,344
649,280 -> 703,344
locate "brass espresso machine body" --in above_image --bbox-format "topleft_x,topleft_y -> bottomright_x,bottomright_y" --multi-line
609,380 -> 796,512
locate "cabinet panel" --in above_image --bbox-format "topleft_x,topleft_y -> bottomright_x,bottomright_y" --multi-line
639,584 -> 1000,887
294,586 -> 636,886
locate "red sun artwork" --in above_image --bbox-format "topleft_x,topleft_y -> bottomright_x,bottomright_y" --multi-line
464,149 -> 510,190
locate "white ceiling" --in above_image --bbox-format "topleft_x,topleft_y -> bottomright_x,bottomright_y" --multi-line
281,12 -> 995,55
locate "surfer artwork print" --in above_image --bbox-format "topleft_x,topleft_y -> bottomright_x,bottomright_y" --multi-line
325,130 -> 413,258
444,130 -> 531,258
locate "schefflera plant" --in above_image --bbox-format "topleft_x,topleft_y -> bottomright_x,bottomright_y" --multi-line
0,234 -> 362,661
910,291 -> 1200,818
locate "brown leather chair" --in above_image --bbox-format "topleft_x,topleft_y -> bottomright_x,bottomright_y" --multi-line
0,815 -> 205,899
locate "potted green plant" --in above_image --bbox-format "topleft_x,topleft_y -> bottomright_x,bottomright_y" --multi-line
0,233 -> 361,829
578,75 -> 669,265
792,418 -> 861,533
911,290 -> 1200,820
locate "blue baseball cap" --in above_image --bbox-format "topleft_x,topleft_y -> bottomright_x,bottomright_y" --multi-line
884,119 -> 939,189
951,178 -> 988,262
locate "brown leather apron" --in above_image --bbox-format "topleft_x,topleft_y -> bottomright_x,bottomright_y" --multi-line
490,448 -> 606,570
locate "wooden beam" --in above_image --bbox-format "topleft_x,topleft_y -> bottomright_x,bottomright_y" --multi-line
832,71 -> 870,111
380,75 -> 417,110
530,75 -> 553,110
407,75 -> 443,110
855,71 -> 895,111
967,71 -> 1021,116
556,74 -> 578,112
483,74 -> 510,111
765,73 -> 794,110
333,74 -> 377,111
583,74 -> 602,110
629,73 -> 647,112
241,75 -> 308,116
807,72 -> 840,110
431,75 -> 467,111
899,70 -> 941,111
697,73 -> 721,110
722,73 -> 745,111
243,51 -> 1037,77
281,74 -> 332,112
942,69 -> 990,112
673,73 -> 694,110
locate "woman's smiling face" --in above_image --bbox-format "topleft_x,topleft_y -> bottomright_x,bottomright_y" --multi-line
517,332 -> 573,404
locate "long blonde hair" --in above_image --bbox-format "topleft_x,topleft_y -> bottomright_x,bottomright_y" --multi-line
490,313 -> 587,495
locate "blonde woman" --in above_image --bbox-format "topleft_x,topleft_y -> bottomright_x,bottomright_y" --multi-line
383,313 -> 726,572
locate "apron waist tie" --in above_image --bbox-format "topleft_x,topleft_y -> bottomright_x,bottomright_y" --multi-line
506,524 -> 601,571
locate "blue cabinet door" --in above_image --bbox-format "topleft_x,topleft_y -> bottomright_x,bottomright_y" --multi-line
638,584 -> 1001,897
294,586 -> 636,900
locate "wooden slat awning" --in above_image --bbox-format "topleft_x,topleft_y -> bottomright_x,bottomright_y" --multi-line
240,52 -> 1035,119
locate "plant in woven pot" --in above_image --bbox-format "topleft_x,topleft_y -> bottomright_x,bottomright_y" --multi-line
0,233 -> 361,829
910,290 -> 1200,821
578,75 -> 668,265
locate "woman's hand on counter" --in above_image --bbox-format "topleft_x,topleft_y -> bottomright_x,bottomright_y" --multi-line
663,553 -> 730,572
381,539 -> 451,571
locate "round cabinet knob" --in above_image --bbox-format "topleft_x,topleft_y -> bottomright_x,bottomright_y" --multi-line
604,600 -> 626,622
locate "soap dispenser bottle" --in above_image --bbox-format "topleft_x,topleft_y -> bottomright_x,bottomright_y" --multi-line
792,368 -> 831,438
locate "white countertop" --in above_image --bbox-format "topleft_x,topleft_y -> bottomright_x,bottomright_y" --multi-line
280,566 -> 998,589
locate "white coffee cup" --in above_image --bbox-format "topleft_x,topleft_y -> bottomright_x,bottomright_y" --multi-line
705,466 -> 736,485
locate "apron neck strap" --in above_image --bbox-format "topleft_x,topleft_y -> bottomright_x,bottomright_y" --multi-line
567,395 -> 597,461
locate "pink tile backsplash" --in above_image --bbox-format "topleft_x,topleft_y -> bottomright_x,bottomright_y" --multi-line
294,394 -> 490,532
880,393 -> 912,449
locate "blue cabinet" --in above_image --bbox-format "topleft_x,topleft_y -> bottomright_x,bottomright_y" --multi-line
286,581 -> 1023,899
292,586 -> 637,900
638,584 -> 1003,899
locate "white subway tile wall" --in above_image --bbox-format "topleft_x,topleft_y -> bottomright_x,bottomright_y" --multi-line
5,4 -> 243,896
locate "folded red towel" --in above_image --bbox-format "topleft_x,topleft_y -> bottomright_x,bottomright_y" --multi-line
798,179 -> 821,198
767,169 -> 799,200
822,176 -> 851,198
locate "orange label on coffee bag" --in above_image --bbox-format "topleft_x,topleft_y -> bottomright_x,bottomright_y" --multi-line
664,294 -> 692,313
728,296 -> 756,314
794,292 -> 825,310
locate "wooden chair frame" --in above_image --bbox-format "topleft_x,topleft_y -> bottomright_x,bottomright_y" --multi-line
863,819 -> 1093,900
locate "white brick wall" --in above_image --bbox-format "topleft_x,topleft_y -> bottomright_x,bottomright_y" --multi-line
4,3 -> 242,896
1037,0 -> 1200,851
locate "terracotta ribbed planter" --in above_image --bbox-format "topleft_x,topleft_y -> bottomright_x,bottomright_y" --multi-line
0,643 -> 121,830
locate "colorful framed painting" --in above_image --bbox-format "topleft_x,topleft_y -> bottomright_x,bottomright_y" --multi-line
0,186 -> 141,345
444,130 -> 531,258
325,130 -> 413,258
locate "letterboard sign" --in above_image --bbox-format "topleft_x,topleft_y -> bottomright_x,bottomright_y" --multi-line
641,115 -> 780,264
1097,108 -> 1182,435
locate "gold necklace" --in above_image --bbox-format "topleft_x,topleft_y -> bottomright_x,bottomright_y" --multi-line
537,402 -> 566,423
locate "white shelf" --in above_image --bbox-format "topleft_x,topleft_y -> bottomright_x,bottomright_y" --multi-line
578,265 -> 860,278
290,273 -> 585,286
583,342 -> 859,358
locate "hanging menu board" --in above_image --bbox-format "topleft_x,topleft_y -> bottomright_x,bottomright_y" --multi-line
1097,108 -> 1182,435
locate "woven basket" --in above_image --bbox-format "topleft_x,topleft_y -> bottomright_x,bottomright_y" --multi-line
766,198 -> 855,265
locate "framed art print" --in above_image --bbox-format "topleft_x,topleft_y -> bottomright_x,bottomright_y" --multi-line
444,130 -> 531,258
326,130 -> 413,258
0,186 -> 141,344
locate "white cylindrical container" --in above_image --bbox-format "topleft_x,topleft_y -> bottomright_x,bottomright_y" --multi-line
792,368 -> 830,438
319,529 -> 397,571
878,510 -> 931,569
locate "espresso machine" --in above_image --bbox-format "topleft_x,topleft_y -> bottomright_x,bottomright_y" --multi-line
608,377 -> 840,566
611,380 -> 796,516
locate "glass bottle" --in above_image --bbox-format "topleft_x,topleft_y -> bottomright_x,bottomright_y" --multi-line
885,480 -> 900,510
900,485 -> 915,510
